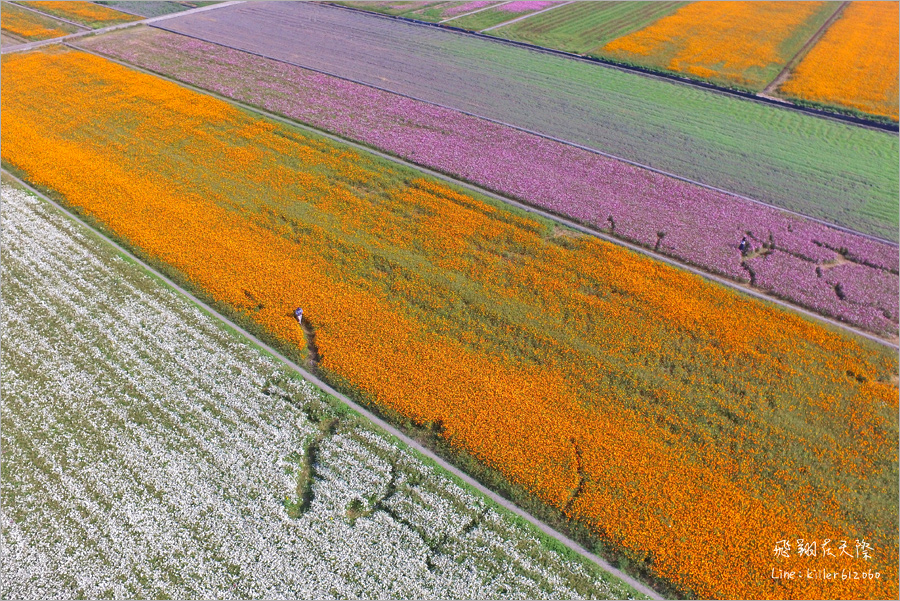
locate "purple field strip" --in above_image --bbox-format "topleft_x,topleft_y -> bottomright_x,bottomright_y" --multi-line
748,253 -> 898,335
78,28 -> 900,337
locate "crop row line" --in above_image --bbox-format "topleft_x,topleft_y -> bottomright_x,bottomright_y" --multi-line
145,20 -> 898,248
321,1 -> 898,134
3,169 -> 664,601
73,39 -> 900,349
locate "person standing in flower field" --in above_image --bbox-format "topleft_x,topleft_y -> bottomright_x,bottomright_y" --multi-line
294,307 -> 303,325
739,236 -> 749,256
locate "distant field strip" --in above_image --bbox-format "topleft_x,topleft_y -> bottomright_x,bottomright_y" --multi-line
80,26 -> 899,338
0,1 -> 81,41
330,1 -> 450,18
440,1 -> 564,31
4,46 -> 898,599
489,1 -> 686,54
93,1 -> 200,18
16,1 -> 140,28
1,182 -> 634,600
152,1 -> 899,241
408,1 -> 509,23
777,1 -> 899,121
599,1 -> 840,91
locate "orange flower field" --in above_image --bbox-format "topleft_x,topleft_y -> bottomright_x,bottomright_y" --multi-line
0,2 -> 77,40
777,1 -> 899,121
2,47 -> 897,599
18,1 -> 139,28
600,1 -> 839,91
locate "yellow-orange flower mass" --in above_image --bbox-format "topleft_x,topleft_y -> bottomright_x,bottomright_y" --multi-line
19,1 -> 139,26
601,1 -> 836,90
1,2 -> 74,40
2,47 -> 897,599
778,1 -> 899,121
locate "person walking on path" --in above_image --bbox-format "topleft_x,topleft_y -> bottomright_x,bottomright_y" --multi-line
294,307 -> 303,325
738,236 -> 749,256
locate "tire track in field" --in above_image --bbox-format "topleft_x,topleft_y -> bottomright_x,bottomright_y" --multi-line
3,169 -> 664,601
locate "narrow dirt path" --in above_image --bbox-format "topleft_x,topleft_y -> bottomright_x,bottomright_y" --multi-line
760,1 -> 849,96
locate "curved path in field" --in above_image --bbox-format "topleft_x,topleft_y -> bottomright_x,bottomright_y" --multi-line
4,169 -> 663,601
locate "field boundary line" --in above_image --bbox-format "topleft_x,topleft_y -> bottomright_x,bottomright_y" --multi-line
0,1 -> 243,54
2,168 -> 664,601
1,29 -> 29,44
42,42 -> 900,348
82,2 -> 154,18
761,1 -> 849,96
7,1 -> 92,30
143,21 -> 898,246
439,1 -> 511,23
479,1 -> 574,33
321,1 -> 898,133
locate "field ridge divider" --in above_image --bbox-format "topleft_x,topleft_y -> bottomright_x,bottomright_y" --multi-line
47,42 -> 900,347
142,21 -> 898,246
2,168 -> 665,601
319,1 -> 898,133
760,0 -> 850,96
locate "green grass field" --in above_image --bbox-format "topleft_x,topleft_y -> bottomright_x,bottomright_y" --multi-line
489,1 -> 686,54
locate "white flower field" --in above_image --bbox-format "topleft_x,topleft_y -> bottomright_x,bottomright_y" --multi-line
0,183 -> 636,599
